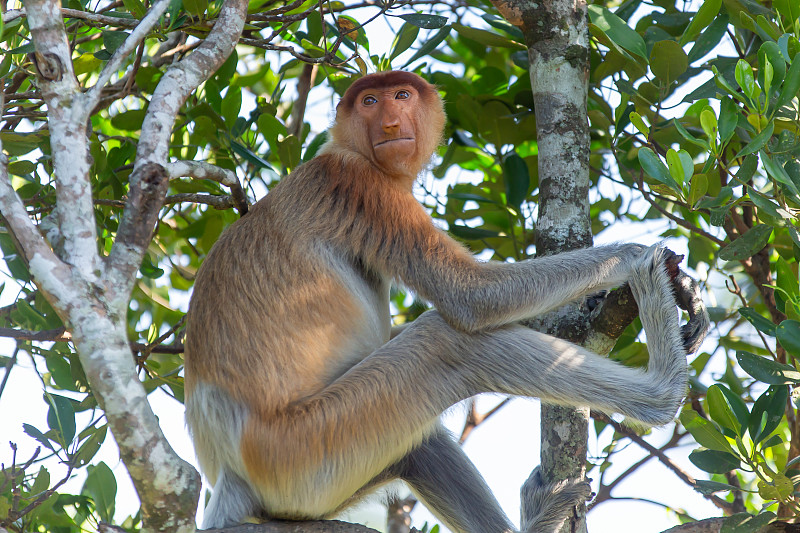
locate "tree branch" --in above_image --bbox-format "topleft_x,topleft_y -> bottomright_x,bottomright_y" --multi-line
82,0 -> 171,114
591,412 -> 735,514
0,327 -> 71,342
166,160 -> 249,214
106,0 -> 248,305
26,0 -> 100,276
61,7 -> 140,27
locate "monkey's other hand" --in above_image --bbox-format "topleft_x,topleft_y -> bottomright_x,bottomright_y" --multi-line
520,467 -> 592,533
664,256 -> 710,354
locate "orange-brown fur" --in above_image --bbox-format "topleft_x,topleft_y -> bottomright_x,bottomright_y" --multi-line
186,71 -> 463,517
185,71 -> 705,533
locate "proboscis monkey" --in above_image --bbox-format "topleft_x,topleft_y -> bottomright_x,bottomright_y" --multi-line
185,71 -> 709,533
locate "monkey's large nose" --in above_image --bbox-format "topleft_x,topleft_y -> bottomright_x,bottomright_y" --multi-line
381,102 -> 402,134
382,116 -> 401,135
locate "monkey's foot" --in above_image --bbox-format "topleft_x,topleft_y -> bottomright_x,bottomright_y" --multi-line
520,467 -> 592,533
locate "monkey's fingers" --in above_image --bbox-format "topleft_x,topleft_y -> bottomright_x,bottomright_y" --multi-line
662,249 -> 683,280
671,269 -> 710,354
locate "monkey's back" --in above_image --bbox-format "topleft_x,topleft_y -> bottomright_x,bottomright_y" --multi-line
185,168 -> 391,416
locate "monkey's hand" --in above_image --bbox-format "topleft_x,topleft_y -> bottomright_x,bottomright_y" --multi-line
661,249 -> 710,354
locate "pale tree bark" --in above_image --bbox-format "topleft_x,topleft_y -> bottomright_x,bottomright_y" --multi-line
491,1 -> 593,532
0,0 -> 248,530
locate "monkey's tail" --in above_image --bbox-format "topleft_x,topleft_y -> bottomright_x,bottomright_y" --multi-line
519,467 -> 592,533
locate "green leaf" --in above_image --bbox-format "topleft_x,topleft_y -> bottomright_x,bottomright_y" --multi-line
739,307 -> 777,336
777,320 -> 800,358
718,97 -> 739,145
302,131 -> 328,162
230,140 -> 270,169
689,173 -> 708,207
629,112 -> 649,136
83,462 -> 117,522
776,257 -> 799,314
221,87 -> 242,128
7,42 -> 36,55
449,224 -> 501,240
761,151 -> 800,198
14,299 -> 48,329
452,23 -> 526,50
694,479 -> 740,495
135,65 -> 162,93
46,355 -> 75,390
588,6 -> 648,59
721,512 -> 777,533
396,13 -> 448,29
689,449 -> 741,473
73,425 -> 107,467
674,119 -> 710,149
735,59 -> 757,99
712,65 -> 747,104
502,153 -> 530,210
402,26 -> 451,68
748,385 -> 789,443
680,0 -> 722,45
748,188 -> 782,222
183,0 -> 207,18
736,154 -> 758,182
666,148 -> 693,184
30,465 -> 50,495
46,394 -> 76,447
638,147 -> 681,193
733,121 -> 773,159
707,384 -> 744,436
390,23 -> 420,61
700,109 -> 718,143
757,479 -> 781,501
758,42 -> 786,97
775,55 -> 800,112
448,193 -> 495,204
140,253 -> 164,279
650,40 -> 688,84
110,109 -> 146,131
759,434 -> 784,449
680,409 -> 735,453
737,351 -> 800,385
74,53 -> 103,76
102,30 -> 129,54
256,112 -> 287,150
23,423 -> 55,452
717,384 -> 751,430
688,15 -> 729,64
122,0 -> 146,18
775,0 -> 800,23
718,224 -> 773,261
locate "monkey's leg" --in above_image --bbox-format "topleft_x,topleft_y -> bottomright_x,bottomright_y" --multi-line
250,248 -> 681,520
201,469 -> 262,528
389,427 -> 516,533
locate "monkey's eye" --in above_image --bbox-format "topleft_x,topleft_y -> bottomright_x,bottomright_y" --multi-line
395,90 -> 410,100
362,95 -> 378,106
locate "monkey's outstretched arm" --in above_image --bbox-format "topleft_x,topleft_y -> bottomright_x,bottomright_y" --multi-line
381,208 -> 648,332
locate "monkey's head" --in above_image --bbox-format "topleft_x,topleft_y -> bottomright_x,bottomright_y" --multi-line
329,71 -> 445,181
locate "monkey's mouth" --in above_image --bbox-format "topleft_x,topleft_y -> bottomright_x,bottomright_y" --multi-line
374,138 -> 414,147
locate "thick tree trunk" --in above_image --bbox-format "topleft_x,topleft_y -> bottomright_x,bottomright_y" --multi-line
492,1 -> 592,532
0,0 -> 249,530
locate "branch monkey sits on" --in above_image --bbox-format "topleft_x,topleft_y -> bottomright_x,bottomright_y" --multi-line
185,70 -> 709,533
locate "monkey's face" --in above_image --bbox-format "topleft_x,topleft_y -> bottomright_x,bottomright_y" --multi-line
353,85 -> 421,174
